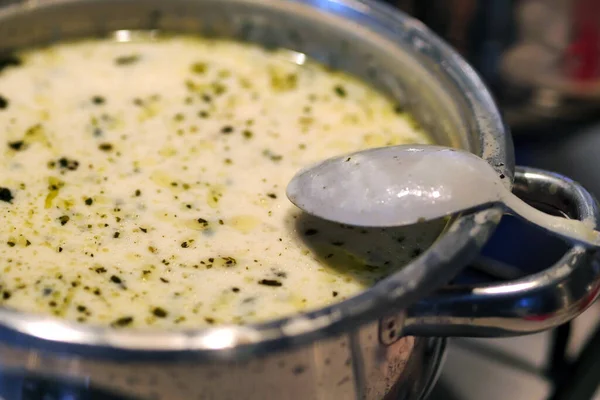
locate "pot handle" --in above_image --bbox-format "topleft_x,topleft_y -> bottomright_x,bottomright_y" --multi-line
402,166 -> 600,338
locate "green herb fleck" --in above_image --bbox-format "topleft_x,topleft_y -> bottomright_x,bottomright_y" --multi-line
212,82 -> 227,95
0,187 -> 13,203
334,85 -> 347,97
98,143 -> 113,152
58,157 -> 80,171
262,149 -> 283,162
8,141 -> 26,151
191,62 -> 207,74
112,316 -> 134,327
258,279 -> 282,287
152,307 -> 168,318
222,256 -> 237,266
92,96 -> 105,105
115,54 -> 140,66
221,125 -> 234,134
197,218 -> 209,227
242,130 -> 253,139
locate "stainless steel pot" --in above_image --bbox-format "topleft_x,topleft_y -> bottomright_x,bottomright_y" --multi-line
0,1 -> 599,399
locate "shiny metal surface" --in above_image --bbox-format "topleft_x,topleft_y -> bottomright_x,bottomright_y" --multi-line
0,338 -> 447,400
0,323 -> 434,400
0,1 -> 597,400
286,144 -> 505,228
404,166 -> 600,337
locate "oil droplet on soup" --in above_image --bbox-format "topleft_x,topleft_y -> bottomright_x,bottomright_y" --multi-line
0,36 -> 443,328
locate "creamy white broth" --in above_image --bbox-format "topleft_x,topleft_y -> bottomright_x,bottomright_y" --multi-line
0,36 -> 442,328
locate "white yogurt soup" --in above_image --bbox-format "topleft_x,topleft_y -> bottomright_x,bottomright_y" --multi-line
0,35 -> 444,328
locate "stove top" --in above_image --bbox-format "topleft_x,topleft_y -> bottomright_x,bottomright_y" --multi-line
429,305 -> 600,400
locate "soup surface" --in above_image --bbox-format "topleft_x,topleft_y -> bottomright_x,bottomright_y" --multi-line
0,35 -> 442,328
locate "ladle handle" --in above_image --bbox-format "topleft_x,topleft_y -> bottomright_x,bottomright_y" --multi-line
501,182 -> 600,249
403,167 -> 600,338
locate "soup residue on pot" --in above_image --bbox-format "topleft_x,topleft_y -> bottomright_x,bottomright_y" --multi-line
0,35 -> 444,328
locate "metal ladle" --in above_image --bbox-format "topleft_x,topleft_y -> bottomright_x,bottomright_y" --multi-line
286,145 -> 600,248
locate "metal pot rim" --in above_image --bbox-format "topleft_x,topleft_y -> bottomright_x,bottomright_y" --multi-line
0,0 -> 513,357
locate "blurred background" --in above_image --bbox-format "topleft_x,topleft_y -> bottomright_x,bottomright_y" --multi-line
383,1 -> 600,399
